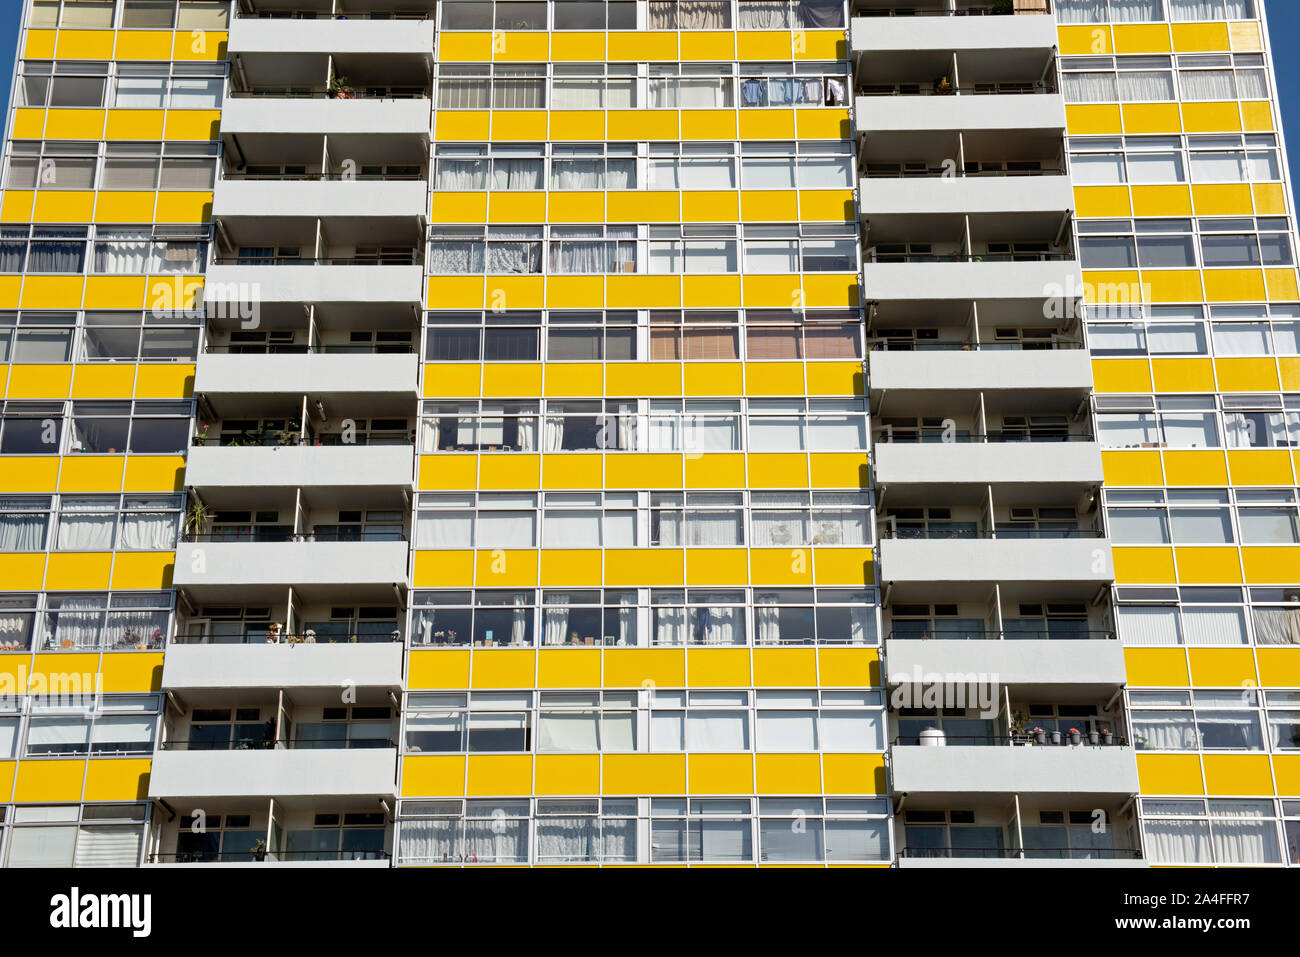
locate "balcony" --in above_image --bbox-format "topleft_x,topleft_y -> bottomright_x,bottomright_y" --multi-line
851,8 -> 1058,55
854,92 -> 1066,135
218,95 -> 432,137
228,15 -> 436,57
872,440 -> 1104,492
172,539 -> 409,589
890,743 -> 1140,802
213,178 -> 429,219
204,261 -> 425,305
868,348 -> 1093,396
148,746 -> 398,802
160,642 -> 404,693
897,848 -> 1145,869
194,352 -> 420,399
879,536 -> 1113,587
863,257 -> 1078,301
184,444 -> 415,492
885,638 -> 1127,693
859,173 -> 1074,218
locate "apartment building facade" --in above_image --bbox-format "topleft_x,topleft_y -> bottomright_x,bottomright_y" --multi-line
0,0 -> 1292,868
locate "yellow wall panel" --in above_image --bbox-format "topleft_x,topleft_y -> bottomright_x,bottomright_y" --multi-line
608,30 -> 676,60
541,453 -> 602,489
1226,449 -> 1293,487
1282,358 -> 1300,392
32,191 -> 95,223
0,554 -> 46,590
605,362 -> 681,396
478,452 -> 539,489
474,548 -> 538,587
737,30 -> 792,60
794,109 -> 850,140
749,547 -> 814,586
605,452 -> 681,488
1150,357 -> 1215,392
1073,185 -> 1131,218
534,754 -> 600,795
1136,754 -> 1203,795
683,362 -> 742,397
1258,649 -> 1300,687
1203,268 -> 1267,302
607,109 -> 678,141
1215,355 -> 1278,392
83,758 -> 150,801
681,110 -> 737,141
1129,184 -> 1192,217
401,755 -> 466,796
1241,100 -> 1275,133
543,362 -> 602,398
682,274 -> 743,308
1252,183 -> 1287,215
809,452 -> 869,489
603,648 -> 685,688
602,754 -> 686,794
1174,546 -> 1242,584
739,189 -> 798,221
606,275 -> 681,308
170,31 -> 229,61
1065,104 -> 1122,135
1,191 -> 34,223
434,111 -> 490,141
1203,754 -> 1274,797
684,548 -> 748,586
430,191 -> 487,224
470,649 -> 536,686
162,110 -> 220,140
1265,269 -> 1299,301
0,762 -> 13,803
747,452 -> 808,488
679,31 -> 735,60
481,362 -> 541,397
738,110 -> 795,141
70,365 -> 135,400
121,454 -> 184,491
745,361 -> 804,396
93,191 -> 156,223
537,649 -> 602,688
0,457 -> 58,494
1057,24 -> 1111,54
13,760 -> 85,803
802,274 -> 859,308
1180,101 -> 1241,133
1111,546 -> 1176,585
24,29 -> 56,58
544,275 -> 605,307
59,455 -> 125,492
10,108 -> 45,140
45,552 -> 113,590
1272,755 -> 1300,796
407,649 -> 471,690
437,31 -> 491,61
466,754 -> 533,796
686,648 -> 751,687
154,191 -> 211,223
547,191 -> 604,223
804,362 -> 862,397
7,363 -> 72,398
110,552 -> 174,590
819,649 -> 880,688
813,548 -> 873,586
1082,269 -> 1142,305
1191,183 -> 1254,216
688,754 -> 753,795
605,549 -> 683,586
794,29 -> 846,60
1090,358 -> 1151,393
492,31 -> 548,61
753,648 -> 817,686
547,109 -> 606,141
1188,648 -> 1257,688
98,653 -> 164,693
20,276 -> 84,310
1145,269 -> 1204,303
1101,449 -> 1163,486
1112,23 -> 1172,53
754,753 -> 820,794
799,190 -> 854,223
485,275 -> 544,310
681,189 -> 739,222
1171,21 -> 1230,52
606,190 -> 678,222
423,363 -> 482,399
132,364 -> 193,398
538,549 -> 602,587
487,191 -> 545,224
550,32 -> 605,61
823,754 -> 887,796
1241,546 -> 1300,585
742,275 -> 800,308
56,29 -> 115,59
113,30 -> 174,60
490,111 -> 547,141
412,549 -> 475,587
685,452 -> 746,489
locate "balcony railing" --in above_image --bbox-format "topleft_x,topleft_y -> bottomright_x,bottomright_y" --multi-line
874,431 -> 1094,444
886,628 -> 1115,641
202,344 -> 417,355
220,171 -> 426,182
212,254 -> 422,266
893,734 -> 1128,747
858,81 -> 1053,97
879,526 -> 1104,540
172,630 -> 403,645
148,849 -> 391,863
162,735 -> 396,751
867,339 -> 1083,351
863,165 -> 1065,178
184,529 -> 409,543
193,432 -> 415,447
238,9 -> 435,18
899,846 -> 1140,861
865,251 -> 1072,263
227,87 -> 430,99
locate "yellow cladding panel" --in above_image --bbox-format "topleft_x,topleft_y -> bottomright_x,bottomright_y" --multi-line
482,362 -> 541,396
1204,269 -> 1268,302
608,30 -> 675,59
93,192 -> 156,224
1174,546 -> 1242,584
43,108 -> 104,139
681,110 -> 737,141
753,648 -> 817,686
14,760 -> 86,803
488,192 -> 545,223
803,274 -> 859,308
1151,357 -> 1215,392
550,32 -> 605,61
605,452 -> 681,489
823,754 -> 887,796
1112,23 -> 1172,53
155,191 -> 212,223
686,649 -> 751,687
808,361 -> 863,396
679,30 -> 734,60
479,453 -> 539,488
1283,358 -> 1300,392
430,192 -> 487,224
688,754 -> 753,794
738,111 -> 796,141
470,649 -> 535,687
742,276 -> 801,308
474,548 -> 538,587
608,110 -> 679,141
10,109 -> 45,140
1082,269 -> 1142,305
171,31 -> 229,61
795,29 -> 846,60
1203,755 -> 1274,797
1128,647 -> 1190,686
1130,185 -> 1192,217
45,553 -> 113,590
538,549 -> 602,586
1171,22 -> 1230,52
122,455 -> 185,492
681,189 -> 739,222
0,554 -> 46,590
547,191 -> 604,222
491,111 -> 547,140
435,111 -> 490,141
7,363 -> 72,397
1090,358 -> 1151,394
20,276 -> 85,310
162,110 -> 221,140
412,550 -> 475,587
0,277 -> 19,308
549,110 -> 607,142
98,653 -> 164,693
685,452 -> 745,488
1065,104 -> 1122,135
799,190 -> 854,223
71,365 -> 135,400
1057,25 -> 1111,55
1257,649 -> 1300,687
423,364 -> 482,399
607,191 -> 679,222
809,452 -> 869,488
1136,754 -> 1203,795
749,547 -> 814,586
605,549 -> 683,585
57,27 -> 116,57
1226,449 -> 1293,486
1111,546 -> 1176,585
534,754 -> 600,795
83,758 -> 151,801
683,362 -> 743,397
682,275 -> 743,308
1229,21 -> 1263,52
737,30 -> 792,60
606,275 -> 681,308
0,458 -> 59,494
492,32 -> 549,61
401,755 -> 466,797
1,191 -> 34,223
606,362 -> 681,396
33,191 -> 95,223
794,110 -> 850,140
59,455 -> 125,492
685,548 -> 748,586
1241,547 -> 1300,584
24,29 -> 56,58
113,30 -> 174,60
747,452 -> 808,488
1253,183 -> 1287,216
544,275 -> 605,307
1273,755 -> 1300,795
537,649 -> 602,688
438,32 -> 491,61
813,548 -> 873,586
486,276 -> 545,310
1216,356 -> 1278,392
755,754 -> 821,794
429,276 -> 483,308
466,755 -> 533,796
133,365 -> 194,398
604,648 -> 685,688
745,361 -> 804,396
1191,183 -> 1253,216
1181,102 -> 1241,133
1073,186 -> 1131,218
1188,649 -> 1257,688
111,552 -> 174,590
819,649 -> 880,688
1146,270 -> 1204,303
1242,101 -> 1275,133
542,453 -> 602,489
739,189 -> 797,222
1266,269 -> 1299,301
407,649 -> 471,690
0,762 -> 11,803
602,754 -> 686,794
1102,450 -> 1163,486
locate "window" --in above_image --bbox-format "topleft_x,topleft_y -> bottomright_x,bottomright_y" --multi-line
42,591 -> 172,651
7,804 -> 147,868
69,400 -> 192,454
1057,0 -> 1166,23
1141,797 -> 1280,867
27,694 -> 160,757
649,1 -> 733,29
0,402 -> 63,454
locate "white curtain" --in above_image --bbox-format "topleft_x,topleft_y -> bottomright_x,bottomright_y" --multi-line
1134,713 -> 1198,749
478,512 -> 534,548
551,161 -> 603,191
539,713 -> 599,751
1119,606 -> 1182,645
551,81 -> 602,110
490,161 -> 542,192
536,817 -> 598,862
1120,71 -> 1175,101
814,496 -> 869,544
429,241 -> 484,274
551,238 -> 608,274
543,599 -> 570,646
511,595 -> 529,646
1182,607 -> 1247,645
756,599 -> 781,645
753,512 -> 809,547
1209,804 -> 1280,864
693,602 -> 740,644
436,159 -> 486,190
102,610 -> 165,650
1237,69 -> 1268,99
0,507 -> 46,551
654,606 -> 686,646
1171,0 -> 1220,18
1143,819 -> 1210,863
95,240 -> 149,274
1111,0 -> 1165,20
739,1 -> 788,29
464,818 -> 526,863
119,510 -> 176,550
49,598 -> 104,650
686,712 -> 748,750
822,711 -> 882,751
756,711 -> 817,750
1063,73 -> 1119,104
57,501 -> 116,550
1057,0 -> 1106,16
1253,608 -> 1300,646
398,820 -> 460,864
685,513 -> 741,546
544,512 -> 600,547
542,415 -> 565,452
1180,70 -> 1236,101
416,512 -> 473,549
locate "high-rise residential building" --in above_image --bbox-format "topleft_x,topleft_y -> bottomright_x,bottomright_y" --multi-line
0,0 -> 1293,869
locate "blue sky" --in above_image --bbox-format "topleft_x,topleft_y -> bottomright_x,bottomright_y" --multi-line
0,3 -> 1296,181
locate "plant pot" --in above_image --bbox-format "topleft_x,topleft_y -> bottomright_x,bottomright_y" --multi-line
1089,731 -> 1100,746
1034,731 -> 1047,746
1102,732 -> 1114,746
1050,731 -> 1062,746
1069,732 -> 1082,746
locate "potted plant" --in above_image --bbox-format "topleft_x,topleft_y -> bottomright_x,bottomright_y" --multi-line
251,839 -> 267,862
1088,728 -> 1101,746
328,74 -> 353,99
1068,727 -> 1082,746
1050,729 -> 1062,746
1032,726 -> 1047,746
192,423 -> 210,446
1100,724 -> 1114,746
184,499 -> 213,540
